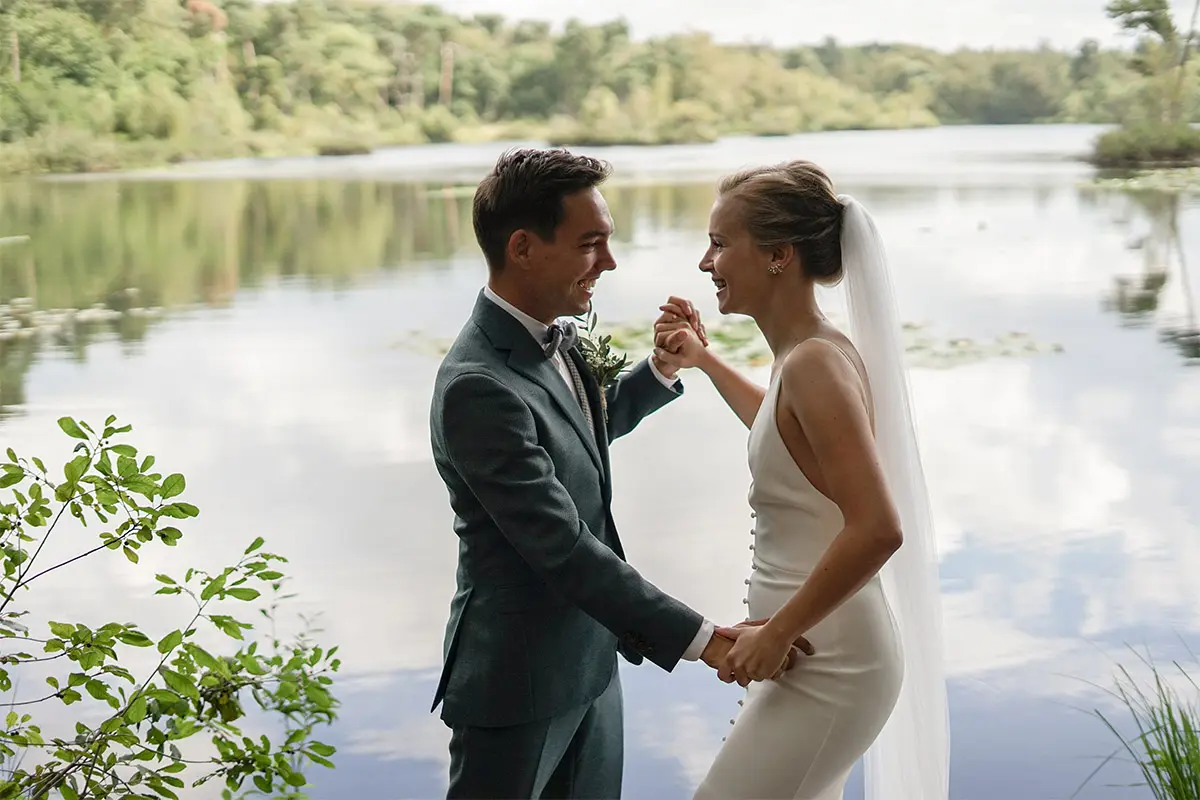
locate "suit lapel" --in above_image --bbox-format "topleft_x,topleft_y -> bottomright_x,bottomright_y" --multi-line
473,293 -> 604,474
567,347 -> 611,482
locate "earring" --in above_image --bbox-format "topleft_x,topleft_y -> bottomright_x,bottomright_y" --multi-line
768,262 -> 784,275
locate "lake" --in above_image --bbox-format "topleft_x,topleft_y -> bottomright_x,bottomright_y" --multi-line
1,123 -> 1198,799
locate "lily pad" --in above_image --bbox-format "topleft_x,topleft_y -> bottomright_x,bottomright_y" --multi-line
1084,168 -> 1200,194
392,318 -> 1063,370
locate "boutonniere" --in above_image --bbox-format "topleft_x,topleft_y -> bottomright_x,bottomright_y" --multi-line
573,306 -> 628,421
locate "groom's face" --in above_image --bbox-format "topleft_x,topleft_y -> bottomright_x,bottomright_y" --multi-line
524,187 -> 617,319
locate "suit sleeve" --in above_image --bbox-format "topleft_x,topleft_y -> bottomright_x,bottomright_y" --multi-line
440,370 -> 703,671
604,357 -> 683,442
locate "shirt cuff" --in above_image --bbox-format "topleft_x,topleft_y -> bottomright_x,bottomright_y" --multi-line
646,356 -> 681,389
681,618 -> 715,661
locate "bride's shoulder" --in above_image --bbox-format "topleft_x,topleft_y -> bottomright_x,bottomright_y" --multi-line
778,337 -> 866,408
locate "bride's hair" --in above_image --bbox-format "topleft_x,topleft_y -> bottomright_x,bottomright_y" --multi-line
717,161 -> 846,285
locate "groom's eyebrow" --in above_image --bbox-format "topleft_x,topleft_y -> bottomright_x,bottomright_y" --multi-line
578,226 -> 612,241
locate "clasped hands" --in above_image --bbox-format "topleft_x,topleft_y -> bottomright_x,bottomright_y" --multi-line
648,296 -> 710,378
702,619 -> 816,687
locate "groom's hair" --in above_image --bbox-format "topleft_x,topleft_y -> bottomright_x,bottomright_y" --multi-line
473,148 -> 613,271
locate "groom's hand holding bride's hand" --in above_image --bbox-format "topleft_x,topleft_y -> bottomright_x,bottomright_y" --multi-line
653,297 -> 709,372
712,620 -> 816,687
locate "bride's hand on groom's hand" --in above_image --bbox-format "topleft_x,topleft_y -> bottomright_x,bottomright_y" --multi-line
653,312 -> 708,372
656,296 -> 708,347
712,621 -> 815,687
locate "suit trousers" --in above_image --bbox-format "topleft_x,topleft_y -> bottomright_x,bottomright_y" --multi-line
446,666 -> 623,799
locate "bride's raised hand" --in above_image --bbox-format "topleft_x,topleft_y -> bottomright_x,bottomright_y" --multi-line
657,296 -> 709,347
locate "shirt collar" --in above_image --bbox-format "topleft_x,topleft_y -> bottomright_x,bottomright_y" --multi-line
483,285 -> 556,344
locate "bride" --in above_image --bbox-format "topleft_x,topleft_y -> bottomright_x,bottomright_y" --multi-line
652,161 -> 950,800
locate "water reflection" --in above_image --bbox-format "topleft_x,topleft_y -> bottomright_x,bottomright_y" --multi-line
0,148 -> 1198,798
1097,190 -> 1200,363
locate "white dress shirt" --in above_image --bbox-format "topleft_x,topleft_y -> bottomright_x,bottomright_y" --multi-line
483,286 -> 714,662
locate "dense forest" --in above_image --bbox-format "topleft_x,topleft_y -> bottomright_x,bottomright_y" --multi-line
0,0 -> 1192,172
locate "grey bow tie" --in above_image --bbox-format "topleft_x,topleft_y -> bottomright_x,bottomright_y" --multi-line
542,320 -> 579,358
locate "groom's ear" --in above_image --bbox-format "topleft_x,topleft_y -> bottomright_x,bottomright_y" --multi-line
507,229 -> 532,269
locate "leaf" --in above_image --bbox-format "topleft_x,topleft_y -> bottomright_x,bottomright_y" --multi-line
307,741 -> 336,758
160,473 -> 185,499
57,417 -> 87,440
227,588 -> 260,602
109,444 -> 137,458
124,476 -> 158,497
155,574 -> 176,585
47,621 -> 74,639
200,575 -> 225,602
125,692 -> 148,723
244,536 -> 265,555
0,473 -> 20,489
84,679 -> 109,701
64,455 -> 89,483
159,668 -> 199,700
209,615 -> 245,640
157,630 -> 183,654
117,456 -> 138,479
183,643 -> 223,675
116,630 -> 153,647
4,448 -> 14,462
162,502 -> 199,519
123,545 -> 140,564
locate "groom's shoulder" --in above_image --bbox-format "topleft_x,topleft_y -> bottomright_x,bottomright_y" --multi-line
434,322 -> 504,387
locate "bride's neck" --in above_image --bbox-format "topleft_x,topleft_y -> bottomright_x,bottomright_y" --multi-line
755,280 -> 825,357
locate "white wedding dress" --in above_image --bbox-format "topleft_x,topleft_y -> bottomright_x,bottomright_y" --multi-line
693,350 -> 904,800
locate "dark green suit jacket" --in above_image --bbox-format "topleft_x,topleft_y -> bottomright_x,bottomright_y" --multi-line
429,291 -> 704,729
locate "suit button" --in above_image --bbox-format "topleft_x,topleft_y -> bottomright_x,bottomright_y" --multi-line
742,598 -> 749,604
749,544 -> 755,550
737,699 -> 744,706
744,578 -> 751,585
750,511 -> 757,518
729,718 -> 736,725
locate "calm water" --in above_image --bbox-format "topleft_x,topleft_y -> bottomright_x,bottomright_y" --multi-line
2,125 -> 1199,799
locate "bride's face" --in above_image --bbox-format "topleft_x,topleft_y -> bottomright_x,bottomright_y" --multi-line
700,197 -> 773,316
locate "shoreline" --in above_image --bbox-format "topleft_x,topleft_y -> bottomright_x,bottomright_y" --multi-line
0,122 -> 1112,184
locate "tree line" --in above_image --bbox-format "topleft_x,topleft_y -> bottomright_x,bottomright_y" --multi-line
0,0 -> 1191,171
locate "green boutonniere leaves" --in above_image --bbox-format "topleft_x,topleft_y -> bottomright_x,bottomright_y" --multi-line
573,307 -> 629,416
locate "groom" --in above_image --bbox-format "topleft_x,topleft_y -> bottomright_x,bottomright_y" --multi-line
429,148 -> 795,799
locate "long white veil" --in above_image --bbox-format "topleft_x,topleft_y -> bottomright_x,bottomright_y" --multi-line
838,195 -> 950,800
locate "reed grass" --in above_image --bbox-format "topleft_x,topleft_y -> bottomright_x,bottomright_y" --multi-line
1076,648 -> 1200,800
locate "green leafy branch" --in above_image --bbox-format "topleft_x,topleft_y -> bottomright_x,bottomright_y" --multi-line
0,416 -> 340,799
